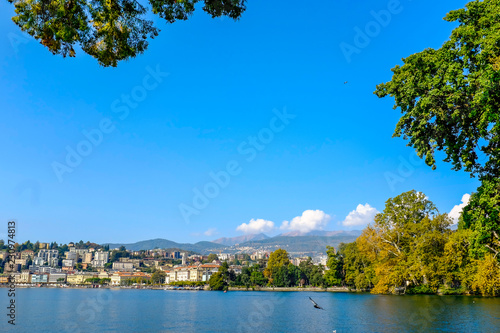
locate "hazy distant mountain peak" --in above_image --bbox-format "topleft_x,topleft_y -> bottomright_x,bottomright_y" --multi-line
280,230 -> 362,237
212,233 -> 269,246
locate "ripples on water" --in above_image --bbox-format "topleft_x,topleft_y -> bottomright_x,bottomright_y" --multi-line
6,288 -> 500,332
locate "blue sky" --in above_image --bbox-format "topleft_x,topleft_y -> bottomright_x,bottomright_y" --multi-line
0,0 -> 477,244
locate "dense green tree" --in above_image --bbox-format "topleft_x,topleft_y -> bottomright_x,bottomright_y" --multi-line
206,253 -> 218,262
209,272 -> 225,291
357,190 -> 451,293
375,1 -> 500,273
271,264 -> 301,287
375,0 -> 500,179
441,229 -> 475,290
100,278 -> 111,285
151,270 -> 167,284
7,0 -> 247,66
250,270 -> 267,286
57,244 -> 69,257
233,265 -> 262,287
461,178 -> 500,260
264,248 -> 290,284
110,247 -> 130,262
235,269 -> 251,288
472,254 -> 500,296
339,242 -> 375,290
324,246 -> 344,287
298,258 -> 324,287
85,277 -> 101,284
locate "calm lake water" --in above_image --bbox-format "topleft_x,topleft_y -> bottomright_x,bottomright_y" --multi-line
3,288 -> 500,332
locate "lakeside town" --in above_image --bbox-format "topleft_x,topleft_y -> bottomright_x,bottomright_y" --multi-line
0,240 -> 328,288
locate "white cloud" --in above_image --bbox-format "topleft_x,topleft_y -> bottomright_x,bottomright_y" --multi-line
448,194 -> 471,224
342,204 -> 379,227
204,228 -> 218,237
280,210 -> 331,233
237,219 -> 275,234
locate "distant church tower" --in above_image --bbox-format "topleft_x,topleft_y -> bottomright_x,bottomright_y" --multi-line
182,253 -> 186,266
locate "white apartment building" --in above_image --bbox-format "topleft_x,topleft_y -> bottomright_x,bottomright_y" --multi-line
91,251 -> 109,268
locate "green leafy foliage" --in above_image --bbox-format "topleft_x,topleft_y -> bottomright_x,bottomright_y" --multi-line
406,285 -> 434,295
151,270 -> 167,284
375,0 -> 500,179
327,189 -> 500,296
336,242 -> 374,290
472,254 -> 500,296
169,280 -> 205,286
298,257 -> 324,287
263,248 -> 290,283
461,178 -> 500,259
206,253 -> 218,262
7,0 -> 247,66
208,271 -> 225,290
355,191 -> 452,294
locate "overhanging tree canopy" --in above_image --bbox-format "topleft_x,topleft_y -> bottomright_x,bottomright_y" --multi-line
7,0 -> 247,66
375,0 -> 500,179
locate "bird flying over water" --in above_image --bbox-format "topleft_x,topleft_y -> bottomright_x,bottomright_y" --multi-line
309,297 -> 325,310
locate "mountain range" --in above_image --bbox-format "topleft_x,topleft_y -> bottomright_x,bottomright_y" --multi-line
212,233 -> 270,246
103,239 -> 227,253
103,230 -> 362,254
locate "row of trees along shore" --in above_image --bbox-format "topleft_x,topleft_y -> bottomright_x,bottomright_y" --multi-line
210,190 -> 499,296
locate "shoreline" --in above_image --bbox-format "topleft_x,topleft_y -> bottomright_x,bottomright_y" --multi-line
0,284 -> 352,292
2,284 -> 486,296
228,286 -> 354,292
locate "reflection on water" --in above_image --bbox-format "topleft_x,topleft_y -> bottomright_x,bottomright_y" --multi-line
6,289 -> 500,332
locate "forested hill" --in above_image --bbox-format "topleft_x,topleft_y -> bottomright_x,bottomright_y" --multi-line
239,233 -> 361,253
103,239 -> 226,253
103,231 -> 361,254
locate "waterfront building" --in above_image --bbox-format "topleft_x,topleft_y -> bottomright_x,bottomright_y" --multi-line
48,273 -> 67,284
32,273 -> 49,284
12,272 -> 21,283
110,272 -> 151,286
20,270 -> 31,283
66,272 -> 96,285
164,264 -> 220,283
